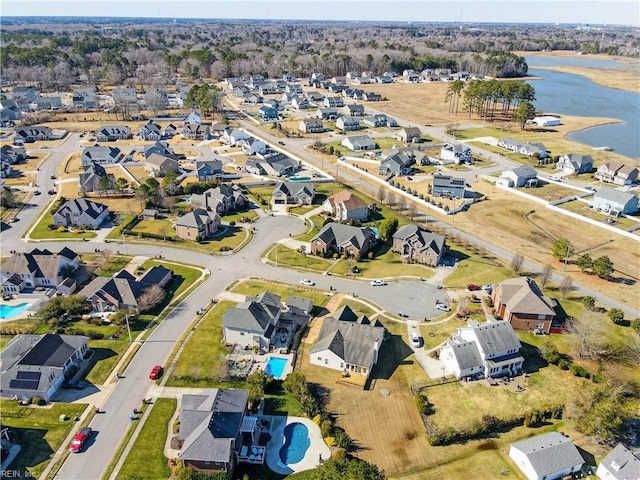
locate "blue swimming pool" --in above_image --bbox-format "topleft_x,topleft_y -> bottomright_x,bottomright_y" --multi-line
0,303 -> 32,320
264,357 -> 288,379
289,176 -> 311,181
279,422 -> 310,465
371,227 -> 379,238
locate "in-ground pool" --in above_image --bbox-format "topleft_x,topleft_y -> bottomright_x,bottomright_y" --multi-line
371,227 -> 379,238
264,356 -> 288,379
289,176 -> 310,181
279,422 -> 310,465
0,303 -> 32,320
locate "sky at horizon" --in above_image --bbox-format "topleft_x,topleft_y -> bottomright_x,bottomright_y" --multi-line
2,0 -> 639,26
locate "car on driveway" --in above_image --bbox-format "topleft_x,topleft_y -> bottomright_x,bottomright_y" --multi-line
61,379 -> 87,390
436,303 -> 451,312
481,284 -> 493,293
466,283 -> 481,291
370,279 -> 387,286
149,365 -> 164,380
300,279 -> 315,286
410,332 -> 422,348
70,427 -> 92,453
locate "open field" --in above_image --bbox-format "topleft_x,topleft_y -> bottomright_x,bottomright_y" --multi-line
451,180 -> 640,309
118,398 -> 176,480
0,400 -> 88,478
443,243 -> 513,288
558,199 -> 638,231
515,181 -> 583,202
329,249 -> 436,279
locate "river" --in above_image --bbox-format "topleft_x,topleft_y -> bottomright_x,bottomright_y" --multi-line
525,56 -> 640,160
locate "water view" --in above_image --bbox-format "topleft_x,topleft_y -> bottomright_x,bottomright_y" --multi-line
525,56 -> 640,159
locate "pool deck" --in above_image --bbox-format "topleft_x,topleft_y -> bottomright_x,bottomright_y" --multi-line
265,416 -> 330,475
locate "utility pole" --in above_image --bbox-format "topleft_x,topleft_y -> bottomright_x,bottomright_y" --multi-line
563,243 -> 572,273
122,231 -> 128,255
125,314 -> 133,343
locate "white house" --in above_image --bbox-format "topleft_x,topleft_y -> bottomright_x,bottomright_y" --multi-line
509,432 -> 584,480
323,190 -> 369,222
596,443 -> 640,480
440,143 -> 472,164
531,116 -> 561,127
310,305 -> 385,378
1,247 -> 78,292
341,135 -> 376,151
556,153 -> 594,174
240,137 -> 267,155
440,320 -> 523,380
336,116 -> 360,131
588,187 -> 639,216
499,166 -> 538,188
52,199 -> 109,229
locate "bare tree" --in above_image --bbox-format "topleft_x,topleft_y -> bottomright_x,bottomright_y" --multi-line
138,284 -> 166,313
510,253 -> 524,274
377,185 -> 387,203
100,249 -> 113,264
559,275 -> 573,298
387,192 -> 397,206
144,90 -> 166,117
53,62 -> 75,90
539,264 -> 553,288
566,312 -> 607,360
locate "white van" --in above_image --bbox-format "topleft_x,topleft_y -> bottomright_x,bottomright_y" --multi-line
410,332 -> 421,348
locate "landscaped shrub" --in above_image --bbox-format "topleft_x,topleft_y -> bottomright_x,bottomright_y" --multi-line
558,359 -> 571,370
31,396 -> 46,406
324,436 -> 336,446
570,365 -> 590,378
320,420 -> 333,438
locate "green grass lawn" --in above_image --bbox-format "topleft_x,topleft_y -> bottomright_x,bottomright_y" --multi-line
130,218 -> 176,239
419,319 -> 461,350
118,398 -> 176,480
105,214 -> 137,240
266,245 -> 333,271
29,211 -> 97,240
94,256 -> 131,277
558,199 -> 637,230
222,208 -> 259,223
140,260 -> 202,303
297,215 -> 326,241
329,245 -> 436,279
231,279 -> 332,309
444,244 -> 513,288
0,400 -> 87,478
0,335 -> 15,351
337,299 -> 377,318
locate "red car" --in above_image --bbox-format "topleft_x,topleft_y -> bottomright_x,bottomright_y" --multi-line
149,365 -> 164,380
70,427 -> 92,453
467,284 -> 481,291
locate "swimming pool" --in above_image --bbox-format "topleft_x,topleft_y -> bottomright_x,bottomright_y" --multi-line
279,422 -> 310,465
371,227 -> 379,238
264,356 -> 288,379
289,176 -> 311,181
0,303 -> 32,320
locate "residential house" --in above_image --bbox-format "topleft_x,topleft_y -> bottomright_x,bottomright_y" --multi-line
196,159 -> 223,182
316,108 -> 338,120
0,334 -> 90,402
596,443 -> 640,480
271,182 -> 314,205
299,118 -> 324,134
492,277 -> 557,333
244,93 -> 262,105
174,208 -> 221,241
310,305 -> 385,378
285,295 -> 314,317
595,161 -> 638,186
343,104 -> 365,117
164,124 -> 177,138
392,224 -> 446,266
379,150 -> 416,176
0,145 -> 27,164
52,199 -> 109,229
375,75 -> 393,84
311,72 -> 325,80
589,187 -> 639,216
177,389 -> 263,477
144,141 -> 176,160
383,71 -> 398,78
1,273 -> 24,296
323,190 -> 369,222
72,87 -> 97,110
222,291 -> 283,349
11,87 -> 40,103
182,123 -> 210,140
324,96 -> 344,108
328,84 -> 346,94
282,92 -> 298,103
500,166 -> 538,188
397,127 -> 421,143
257,106 -> 278,119
310,223 -> 376,258
336,116 -> 360,131
556,153 -> 594,174
144,153 -> 179,177
222,128 -> 250,146
187,112 -> 202,124
79,267 -> 173,313
509,432 -> 584,480
0,104 -> 21,126
138,120 -> 163,141
246,153 -> 297,177
0,159 -> 12,178
402,70 -> 420,83
96,125 -> 132,142
56,277 -> 77,296
498,137 -> 523,152
362,92 -> 382,101
441,320 -> 523,380
362,114 -> 397,128
34,96 -> 62,110
239,137 -> 267,156
112,87 -> 138,104
341,135 -> 376,151
14,126 -> 52,144
1,247 -> 78,292
80,145 -> 122,166
440,143 -> 472,164
305,91 -> 324,104
190,184 -> 247,213
519,142 -> 547,158
291,97 -> 310,110
264,99 -> 280,110
78,162 -> 116,193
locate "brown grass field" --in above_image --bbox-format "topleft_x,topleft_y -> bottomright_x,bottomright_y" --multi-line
514,181 -> 581,202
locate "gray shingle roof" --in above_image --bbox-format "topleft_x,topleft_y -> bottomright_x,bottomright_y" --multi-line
175,208 -> 220,228
2,247 -> 77,280
511,432 -> 584,478
222,297 -> 280,333
393,224 -> 446,256
447,340 -> 483,371
312,223 -> 375,250
54,198 -> 108,220
286,295 -> 313,313
598,443 -> 640,480
472,321 -> 522,356
593,187 -> 637,205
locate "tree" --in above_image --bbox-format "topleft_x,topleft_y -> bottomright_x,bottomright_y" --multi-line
551,238 -> 573,262
1,185 -> 18,208
246,369 -> 272,408
576,254 -> 593,272
539,340 -> 560,365
162,171 -> 179,196
144,90 -> 165,117
115,177 -> 129,196
592,255 -> 614,279
630,318 -> 640,334
311,456 -> 386,480
37,295 -> 88,324
559,275 -> 573,298
377,217 -> 398,242
513,101 -> 536,129
510,253 -> 524,274
283,372 -> 309,400
98,175 -> 112,196
59,264 -> 75,279
137,284 -> 166,313
539,264 -> 553,288
608,308 -> 625,325
566,312 -> 607,359
377,185 -> 387,203
581,296 -> 595,311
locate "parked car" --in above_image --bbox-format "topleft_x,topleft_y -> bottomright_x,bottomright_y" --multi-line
466,283 -> 481,291
370,279 -> 387,286
406,176 -> 412,181
48,190 -> 56,195
50,175 -> 56,180
398,312 -> 409,318
410,332 -> 422,348
300,279 -> 315,286
436,303 -> 451,312
33,190 -> 41,195
481,284 -> 493,293
61,379 -> 87,390
70,427 -> 92,453
149,365 -> 164,380
278,141 -> 286,146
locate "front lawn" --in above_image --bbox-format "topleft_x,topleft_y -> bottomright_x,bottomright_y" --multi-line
29,211 -> 97,240
118,398 -> 176,480
94,255 -> 131,277
231,279 -> 331,309
0,400 -> 87,478
337,299 -> 376,318
222,208 -> 259,223
265,245 -> 332,271
139,260 -> 203,312
419,318 -> 461,350
130,218 -> 176,239
329,246 -> 436,279
444,244 -> 513,288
